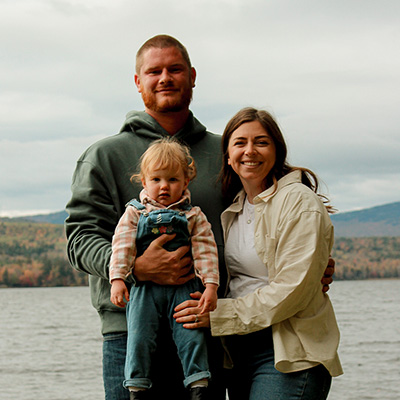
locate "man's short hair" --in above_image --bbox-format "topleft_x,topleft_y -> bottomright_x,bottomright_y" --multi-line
136,34 -> 192,74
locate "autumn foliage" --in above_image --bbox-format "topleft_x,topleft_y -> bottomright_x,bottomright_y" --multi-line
0,220 -> 87,287
332,237 -> 400,280
0,219 -> 399,288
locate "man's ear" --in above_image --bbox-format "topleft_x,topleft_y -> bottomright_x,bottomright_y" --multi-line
191,67 -> 197,88
134,74 -> 142,93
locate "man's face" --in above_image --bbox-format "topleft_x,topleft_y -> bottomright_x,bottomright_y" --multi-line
135,47 -> 196,114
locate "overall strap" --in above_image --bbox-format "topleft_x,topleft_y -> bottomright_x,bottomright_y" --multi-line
180,200 -> 193,212
126,199 -> 146,210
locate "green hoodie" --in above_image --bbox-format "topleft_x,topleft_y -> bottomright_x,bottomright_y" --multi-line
65,110 -> 226,334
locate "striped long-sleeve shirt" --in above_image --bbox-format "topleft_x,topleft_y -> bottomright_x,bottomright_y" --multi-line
109,189 -> 219,287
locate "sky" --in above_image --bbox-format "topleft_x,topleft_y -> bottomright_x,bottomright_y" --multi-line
1,0 -> 399,217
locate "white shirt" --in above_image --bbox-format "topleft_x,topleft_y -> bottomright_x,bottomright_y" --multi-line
224,196 -> 269,298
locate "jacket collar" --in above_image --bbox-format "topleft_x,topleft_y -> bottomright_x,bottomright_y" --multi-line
254,170 -> 302,204
229,170 -> 303,209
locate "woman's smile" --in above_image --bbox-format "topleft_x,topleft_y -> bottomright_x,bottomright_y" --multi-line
228,120 -> 276,198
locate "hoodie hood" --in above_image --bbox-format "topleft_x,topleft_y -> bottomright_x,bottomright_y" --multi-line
120,110 -> 207,145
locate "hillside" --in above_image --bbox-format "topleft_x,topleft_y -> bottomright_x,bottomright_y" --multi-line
12,210 -> 68,225
1,207 -> 399,287
0,219 -> 87,287
333,236 -> 400,280
8,201 -> 400,238
331,201 -> 400,237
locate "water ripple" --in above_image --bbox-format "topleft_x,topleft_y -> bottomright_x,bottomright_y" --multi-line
1,281 -> 399,400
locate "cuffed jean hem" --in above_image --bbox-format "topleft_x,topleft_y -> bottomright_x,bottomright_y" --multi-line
123,377 -> 152,390
183,371 -> 211,388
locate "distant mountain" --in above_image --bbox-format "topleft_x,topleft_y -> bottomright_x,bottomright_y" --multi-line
3,201 -> 400,237
331,201 -> 400,237
10,210 -> 68,225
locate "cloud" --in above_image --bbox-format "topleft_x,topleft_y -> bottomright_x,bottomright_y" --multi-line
1,0 -> 399,215
0,92 -> 94,140
328,174 -> 400,212
0,136 -> 102,215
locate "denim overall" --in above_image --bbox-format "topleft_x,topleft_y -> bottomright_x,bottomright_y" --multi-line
124,200 -> 211,390
129,199 -> 192,256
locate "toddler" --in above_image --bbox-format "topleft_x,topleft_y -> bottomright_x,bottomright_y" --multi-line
110,138 -> 219,400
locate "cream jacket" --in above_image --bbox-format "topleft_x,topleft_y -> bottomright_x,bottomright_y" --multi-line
210,170 -> 342,377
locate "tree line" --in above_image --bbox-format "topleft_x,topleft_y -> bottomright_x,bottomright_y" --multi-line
332,237 -> 400,280
0,220 -> 87,287
0,220 -> 399,288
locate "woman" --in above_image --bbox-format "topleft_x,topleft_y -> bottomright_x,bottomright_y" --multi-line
175,108 -> 342,399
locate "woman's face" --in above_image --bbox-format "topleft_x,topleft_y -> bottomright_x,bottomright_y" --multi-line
227,120 -> 276,194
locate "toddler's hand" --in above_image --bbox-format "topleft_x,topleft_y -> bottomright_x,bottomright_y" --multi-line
110,279 -> 129,308
198,284 -> 218,314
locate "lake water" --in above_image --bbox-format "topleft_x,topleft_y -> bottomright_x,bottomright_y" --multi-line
0,280 -> 399,399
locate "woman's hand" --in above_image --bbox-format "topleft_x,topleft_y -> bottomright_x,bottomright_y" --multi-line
173,292 -> 211,329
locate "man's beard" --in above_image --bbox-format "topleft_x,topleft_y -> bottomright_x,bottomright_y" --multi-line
142,86 -> 193,113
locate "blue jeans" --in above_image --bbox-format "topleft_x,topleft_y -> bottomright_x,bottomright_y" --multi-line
103,331 -> 189,399
124,279 -> 211,389
102,292 -> 227,399
103,333 -> 130,400
226,328 -> 332,400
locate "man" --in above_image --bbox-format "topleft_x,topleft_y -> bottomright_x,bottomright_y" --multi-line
65,35 -> 334,400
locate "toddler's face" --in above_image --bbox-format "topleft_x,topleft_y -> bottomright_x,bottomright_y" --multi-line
142,167 -> 189,206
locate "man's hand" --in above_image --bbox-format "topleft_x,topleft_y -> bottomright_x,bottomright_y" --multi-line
134,234 -> 195,285
322,256 -> 335,293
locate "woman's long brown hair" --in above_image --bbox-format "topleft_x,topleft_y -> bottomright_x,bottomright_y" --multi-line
219,107 -> 335,213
